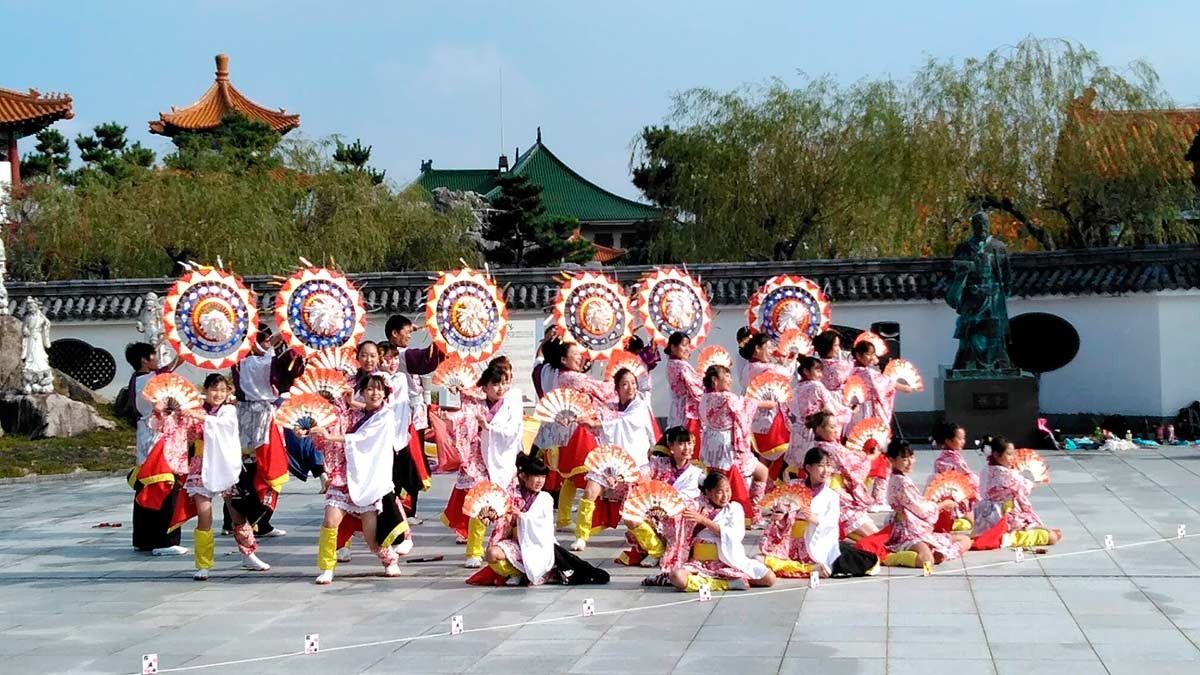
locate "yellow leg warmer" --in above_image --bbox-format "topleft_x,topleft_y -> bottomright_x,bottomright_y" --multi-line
684,574 -> 729,593
465,517 -> 487,560
557,481 -> 578,528
489,558 -> 520,578
1008,528 -> 1051,548
883,550 -> 921,568
193,529 -> 214,570
951,518 -> 973,532
574,499 -> 597,540
317,526 -> 339,571
630,521 -> 666,558
762,555 -> 815,576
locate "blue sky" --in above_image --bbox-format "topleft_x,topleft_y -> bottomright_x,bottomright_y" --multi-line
6,1 -> 1198,199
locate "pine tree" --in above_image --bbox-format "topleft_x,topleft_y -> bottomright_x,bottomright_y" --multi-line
333,138 -> 386,185
20,128 -> 71,181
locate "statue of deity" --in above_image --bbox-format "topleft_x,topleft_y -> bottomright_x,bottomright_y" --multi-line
946,211 -> 1013,372
137,291 -> 174,363
21,297 -> 53,394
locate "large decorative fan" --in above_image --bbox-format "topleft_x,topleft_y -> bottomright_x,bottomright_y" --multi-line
620,480 -> 686,521
426,268 -> 508,363
634,268 -> 712,348
776,328 -> 814,361
531,389 -> 593,425
551,272 -> 633,359
925,471 -> 976,503
758,484 -> 813,515
432,356 -> 479,389
746,275 -> 831,341
842,375 -> 868,406
462,481 -> 511,520
1015,448 -> 1050,483
853,331 -> 889,358
583,444 -> 641,488
697,345 -> 733,375
142,373 -> 202,411
162,266 -> 257,369
883,358 -> 924,391
274,393 -> 338,431
290,367 -> 351,400
746,372 -> 792,404
846,417 -> 891,454
274,264 -> 367,357
603,351 -> 649,383
310,346 -> 359,377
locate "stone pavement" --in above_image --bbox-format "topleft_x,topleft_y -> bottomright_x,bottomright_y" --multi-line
3,447 -> 1200,675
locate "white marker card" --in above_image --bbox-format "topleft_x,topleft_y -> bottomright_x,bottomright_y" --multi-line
1178,524 -> 1187,539
1104,534 -> 1114,550
1014,548 -> 1025,563
808,571 -> 820,589
304,633 -> 319,654
450,615 -> 464,635
582,598 -> 595,617
142,654 -> 158,675
698,583 -> 712,602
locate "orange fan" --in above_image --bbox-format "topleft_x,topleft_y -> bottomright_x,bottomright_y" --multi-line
462,481 -> 511,520
853,331 -> 889,357
746,372 -> 792,404
758,484 -> 813,514
532,389 -> 593,425
274,393 -> 338,431
842,375 -> 868,406
776,327 -> 813,360
883,358 -> 924,391
1015,448 -> 1050,483
604,351 -> 649,383
290,367 -> 351,400
925,471 -> 977,503
620,480 -> 687,521
583,444 -> 641,487
310,347 -> 360,377
142,373 -> 202,411
846,417 -> 891,454
433,356 -> 479,389
697,345 -> 733,374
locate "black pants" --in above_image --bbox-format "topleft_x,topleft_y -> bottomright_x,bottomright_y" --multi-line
221,459 -> 277,532
132,479 -> 183,551
391,450 -> 427,517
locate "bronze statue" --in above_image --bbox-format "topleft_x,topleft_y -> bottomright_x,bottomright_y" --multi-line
947,211 -> 1012,372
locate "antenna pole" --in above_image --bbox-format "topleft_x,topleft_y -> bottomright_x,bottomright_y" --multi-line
499,66 -> 505,155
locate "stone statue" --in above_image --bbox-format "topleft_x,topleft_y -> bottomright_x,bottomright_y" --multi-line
946,211 -> 1013,372
21,297 -> 53,394
136,291 -> 174,363
0,236 -> 9,316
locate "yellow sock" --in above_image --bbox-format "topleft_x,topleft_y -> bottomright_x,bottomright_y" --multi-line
684,574 -> 729,592
630,521 -> 666,558
884,550 -> 920,568
557,481 -> 578,528
194,529 -> 214,570
763,556 -> 814,575
465,517 -> 487,559
317,526 -> 338,571
575,498 -> 597,540
1009,529 -> 1051,547
951,518 -> 973,532
489,558 -> 519,578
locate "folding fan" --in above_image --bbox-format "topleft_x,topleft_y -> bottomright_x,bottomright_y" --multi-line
309,346 -> 360,377
776,327 -> 814,360
603,351 -> 649,383
274,393 -> 338,431
432,356 -> 479,389
142,373 -> 203,411
883,358 -> 924,391
746,372 -> 792,404
620,480 -> 687,521
842,375 -> 869,406
846,417 -> 891,454
462,481 -> 511,520
697,345 -> 733,375
1015,448 -> 1051,483
289,367 -> 351,400
925,471 -> 977,503
853,331 -> 889,358
758,484 -> 813,514
583,444 -> 641,488
531,389 -> 594,425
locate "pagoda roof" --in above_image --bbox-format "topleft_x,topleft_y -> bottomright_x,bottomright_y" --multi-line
0,87 -> 74,138
416,130 -> 662,225
1063,88 -> 1200,179
149,54 -> 300,136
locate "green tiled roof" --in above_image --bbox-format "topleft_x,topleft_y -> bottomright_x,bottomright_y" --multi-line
416,138 -> 661,224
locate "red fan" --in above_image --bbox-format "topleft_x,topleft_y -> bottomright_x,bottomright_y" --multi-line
275,393 -> 338,431
310,347 -> 359,377
620,480 -> 686,521
142,373 -> 202,411
776,327 -> 814,360
758,484 -> 813,514
697,345 -> 733,375
846,417 -> 891,454
842,375 -> 868,406
583,444 -> 641,487
746,372 -> 792,404
433,356 -> 479,389
532,389 -> 593,425
604,351 -> 649,384
883,358 -> 924,391
925,471 -> 977,503
462,481 -> 511,520
290,367 -> 351,400
1015,449 -> 1050,484
853,331 -> 889,358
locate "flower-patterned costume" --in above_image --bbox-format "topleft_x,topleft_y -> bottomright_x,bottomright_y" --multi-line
847,365 -> 898,429
973,462 -> 1044,535
928,445 -> 979,523
662,499 -> 770,583
816,439 -> 874,534
489,485 -> 557,585
666,358 -> 704,432
617,455 -> 703,566
785,379 -> 852,467
820,357 -> 855,394
698,391 -> 759,477
885,472 -> 965,562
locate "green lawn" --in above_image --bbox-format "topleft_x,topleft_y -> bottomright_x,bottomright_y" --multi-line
0,404 -> 136,479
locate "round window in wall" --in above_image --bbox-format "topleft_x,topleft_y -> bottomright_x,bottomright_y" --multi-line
1007,313 -> 1079,374
48,338 -> 117,391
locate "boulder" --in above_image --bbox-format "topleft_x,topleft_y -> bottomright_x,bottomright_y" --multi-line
0,315 -> 107,404
0,392 -> 115,439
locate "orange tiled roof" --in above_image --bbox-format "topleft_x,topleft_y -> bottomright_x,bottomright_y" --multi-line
1065,88 -> 1200,179
149,54 -> 299,136
0,87 -> 73,137
568,229 -> 627,264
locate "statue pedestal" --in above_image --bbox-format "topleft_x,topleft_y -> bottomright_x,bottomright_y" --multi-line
943,372 -> 1039,448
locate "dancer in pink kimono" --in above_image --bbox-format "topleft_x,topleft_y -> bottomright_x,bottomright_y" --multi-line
808,411 -> 878,538
883,439 -> 970,568
665,332 -> 704,441
928,421 -> 978,532
618,426 -> 704,569
973,437 -> 1063,548
785,357 -> 853,471
739,331 -> 793,463
813,330 -> 855,395
698,365 -> 775,526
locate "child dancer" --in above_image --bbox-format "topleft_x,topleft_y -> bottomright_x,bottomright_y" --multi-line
665,332 -> 704,441
928,421 -> 978,532
813,330 -> 855,394
847,340 -> 912,506
384,315 -> 445,522
740,331 -> 794,464
665,472 -> 776,592
127,342 -> 185,555
227,325 -> 288,537
699,364 -> 775,527
973,437 -> 1063,548
883,439 -> 970,569
808,411 -> 878,538
785,357 -> 853,471
618,426 -> 704,568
